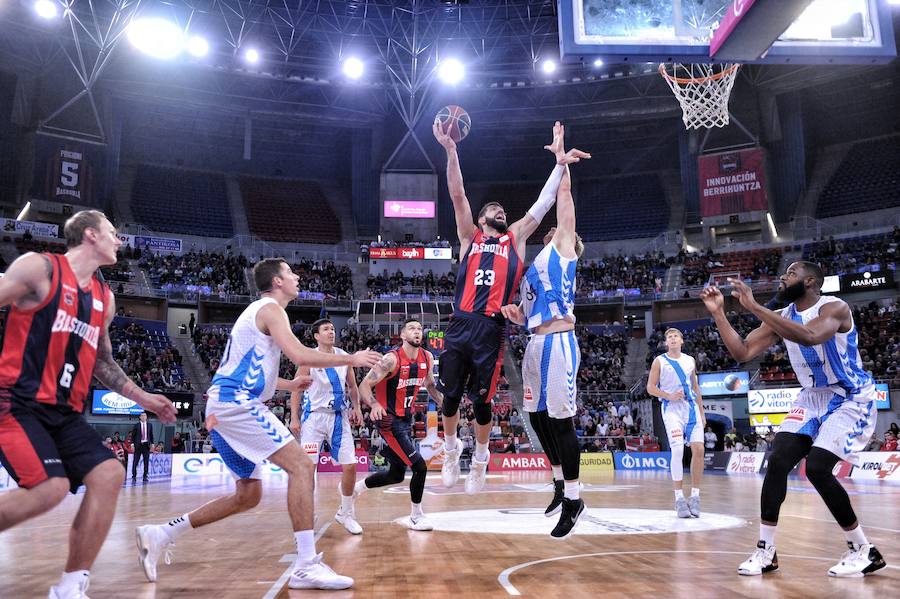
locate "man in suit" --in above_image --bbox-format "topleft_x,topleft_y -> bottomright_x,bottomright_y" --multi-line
132,412 -> 154,482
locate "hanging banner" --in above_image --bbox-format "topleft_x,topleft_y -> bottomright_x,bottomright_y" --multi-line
383,200 -> 435,219
33,136 -> 104,206
698,148 -> 768,217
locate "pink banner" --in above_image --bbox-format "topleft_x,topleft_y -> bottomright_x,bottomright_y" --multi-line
709,0 -> 759,57
383,200 -> 435,219
316,450 -> 371,472
369,247 -> 425,260
488,453 -> 550,472
698,147 -> 768,217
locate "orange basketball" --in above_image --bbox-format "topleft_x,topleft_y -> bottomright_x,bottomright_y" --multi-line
435,105 -> 472,143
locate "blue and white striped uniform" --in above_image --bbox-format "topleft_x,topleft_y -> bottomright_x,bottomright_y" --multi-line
299,348 -> 356,466
778,295 -> 876,462
520,242 -> 581,418
654,353 -> 704,447
205,297 -> 294,479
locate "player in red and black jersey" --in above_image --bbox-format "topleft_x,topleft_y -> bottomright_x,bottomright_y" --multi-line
432,119 -> 589,494
0,210 -> 176,599
356,318 -> 442,531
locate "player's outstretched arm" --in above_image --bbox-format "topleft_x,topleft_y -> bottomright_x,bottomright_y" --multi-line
260,304 -> 381,369
433,120 -> 475,251
0,252 -> 52,309
358,353 -> 396,420
94,291 -> 177,423
699,285 -> 779,362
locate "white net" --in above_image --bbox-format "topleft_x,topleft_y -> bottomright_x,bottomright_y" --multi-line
659,63 -> 740,130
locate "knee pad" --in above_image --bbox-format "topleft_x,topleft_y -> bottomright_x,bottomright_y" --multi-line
442,395 -> 461,418
473,401 -> 493,426
669,443 -> 685,481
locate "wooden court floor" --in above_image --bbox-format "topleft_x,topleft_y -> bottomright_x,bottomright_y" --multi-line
3,470 -> 899,598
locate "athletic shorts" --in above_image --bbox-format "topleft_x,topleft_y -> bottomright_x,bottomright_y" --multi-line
205,391 -> 294,480
300,410 -> 356,466
379,414 -> 421,468
0,402 -> 116,493
661,399 -> 704,447
437,312 -> 506,405
779,385 -> 877,464
521,330 -> 580,419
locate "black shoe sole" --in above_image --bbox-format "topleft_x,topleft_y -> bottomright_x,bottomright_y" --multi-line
551,502 -> 585,539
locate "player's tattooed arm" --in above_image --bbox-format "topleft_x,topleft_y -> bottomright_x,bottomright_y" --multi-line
358,353 -> 397,408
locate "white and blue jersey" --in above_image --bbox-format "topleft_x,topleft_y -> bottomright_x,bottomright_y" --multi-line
520,242 -> 577,332
205,297 -> 294,479
655,353 -> 703,447
300,347 -> 357,466
777,295 -> 877,461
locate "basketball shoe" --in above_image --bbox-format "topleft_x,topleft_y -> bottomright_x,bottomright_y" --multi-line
48,575 -> 90,599
335,507 -> 363,535
687,495 -> 700,518
441,443 -> 462,486
406,514 -> 435,531
737,541 -> 778,576
675,497 -> 692,518
545,480 -> 564,517
135,524 -> 175,582
289,554 -> 353,590
550,497 -> 585,539
465,454 -> 489,494
828,542 -> 886,577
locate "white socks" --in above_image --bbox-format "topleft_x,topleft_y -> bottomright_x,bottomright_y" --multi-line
294,530 -> 317,563
411,502 -> 424,518
340,492 -> 354,513
444,434 -> 459,452
551,465 -> 563,481
165,513 -> 192,540
563,480 -> 580,500
845,525 -> 869,547
759,523 -> 777,547
57,571 -> 89,593
674,489 -> 685,501
474,441 -> 489,463
691,488 -> 700,498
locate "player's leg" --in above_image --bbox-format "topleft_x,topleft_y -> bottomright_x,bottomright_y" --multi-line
685,404 -> 704,517
662,408 -> 691,517
141,444 -> 150,481
547,331 -> 584,539
522,334 -> 565,516
332,413 -> 362,535
391,418 -> 432,530
807,395 -> 885,577
465,326 -> 505,494
437,328 -> 470,486
0,407 -> 70,530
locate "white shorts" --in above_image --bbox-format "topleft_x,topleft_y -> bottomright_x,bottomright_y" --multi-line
778,385 -> 877,464
300,410 -> 356,466
205,392 -> 294,480
661,400 -> 704,448
521,330 -> 580,419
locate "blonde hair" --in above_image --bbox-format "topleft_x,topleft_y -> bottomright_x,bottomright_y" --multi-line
664,327 -> 683,338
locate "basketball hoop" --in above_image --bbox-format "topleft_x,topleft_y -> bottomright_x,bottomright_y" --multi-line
659,63 -> 740,130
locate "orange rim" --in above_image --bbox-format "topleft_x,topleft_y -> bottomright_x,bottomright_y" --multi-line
658,63 -> 740,85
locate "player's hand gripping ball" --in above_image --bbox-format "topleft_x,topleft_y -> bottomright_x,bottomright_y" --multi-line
435,105 -> 471,143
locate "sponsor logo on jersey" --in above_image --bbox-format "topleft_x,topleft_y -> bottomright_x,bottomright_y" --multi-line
783,406 -> 806,422
92,298 -> 104,312
523,386 -> 533,401
397,376 -> 426,388
51,309 -> 100,349
469,241 -> 509,259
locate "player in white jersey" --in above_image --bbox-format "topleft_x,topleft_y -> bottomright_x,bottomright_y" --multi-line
502,155 -> 589,539
701,261 -> 886,578
135,259 -> 381,590
646,328 -> 706,518
289,319 -> 364,535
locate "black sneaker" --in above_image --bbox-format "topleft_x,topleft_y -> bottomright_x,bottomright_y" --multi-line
551,498 -> 585,539
545,480 -> 564,517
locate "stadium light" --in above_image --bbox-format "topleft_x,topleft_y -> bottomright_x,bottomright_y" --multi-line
541,59 -> 557,74
34,0 -> 58,19
186,36 -> 209,58
438,58 -> 465,85
244,47 -> 260,64
127,18 -> 184,60
343,57 -> 364,79
593,58 -> 604,67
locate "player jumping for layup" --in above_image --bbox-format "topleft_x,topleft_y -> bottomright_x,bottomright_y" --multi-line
646,327 -> 706,518
433,119 -> 589,494
501,156 -> 590,538
136,259 -> 380,590
289,318 -> 365,535
0,210 -> 177,599
355,318 -> 442,530
700,262 -> 886,577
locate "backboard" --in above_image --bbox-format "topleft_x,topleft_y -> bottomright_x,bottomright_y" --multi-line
558,0 -> 897,64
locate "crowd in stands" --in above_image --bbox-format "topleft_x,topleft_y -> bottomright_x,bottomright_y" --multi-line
367,270 -> 456,298
646,313 -> 760,372
575,399 -> 647,451
864,423 -> 900,451
854,300 -> 900,385
140,251 -> 250,296
291,258 -> 354,299
576,253 -> 667,295
802,228 -> 899,276
109,320 -> 191,391
678,247 -> 783,288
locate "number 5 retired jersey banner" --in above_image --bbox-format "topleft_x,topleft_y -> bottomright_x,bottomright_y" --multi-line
33,136 -> 106,206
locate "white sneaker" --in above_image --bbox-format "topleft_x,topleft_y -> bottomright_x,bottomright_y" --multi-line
289,553 -> 353,590
441,443 -> 462,487
135,524 -> 174,583
737,541 -> 779,576
828,542 -> 886,577
406,514 -> 434,531
48,578 -> 90,599
335,509 -> 363,535
465,454 -> 489,495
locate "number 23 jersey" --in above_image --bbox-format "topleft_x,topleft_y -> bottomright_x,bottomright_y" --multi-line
454,227 -> 524,319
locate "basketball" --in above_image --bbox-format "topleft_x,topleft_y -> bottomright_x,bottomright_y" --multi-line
435,105 -> 471,143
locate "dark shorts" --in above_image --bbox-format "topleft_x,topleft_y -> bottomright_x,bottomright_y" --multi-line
437,312 -> 506,405
379,414 -> 421,468
0,402 -> 117,493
